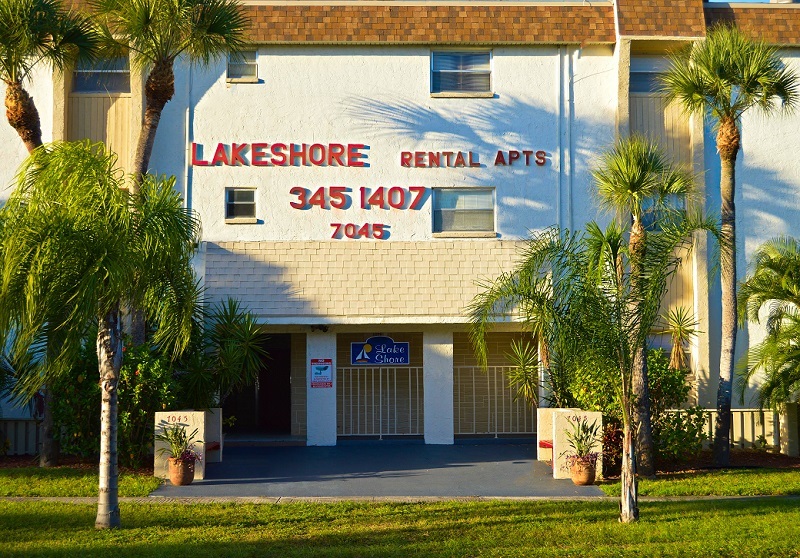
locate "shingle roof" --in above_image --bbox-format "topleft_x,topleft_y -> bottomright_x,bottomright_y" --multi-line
615,0 -> 705,39
243,4 -> 616,45
67,1 -> 800,47
705,5 -> 800,46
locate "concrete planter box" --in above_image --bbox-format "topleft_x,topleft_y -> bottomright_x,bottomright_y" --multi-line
154,408 -> 223,481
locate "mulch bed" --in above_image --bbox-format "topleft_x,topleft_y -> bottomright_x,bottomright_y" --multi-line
655,449 -> 800,474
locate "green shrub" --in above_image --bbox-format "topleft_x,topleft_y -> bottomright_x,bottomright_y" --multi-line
648,348 -> 691,419
648,348 -> 707,462
52,340 -> 100,459
53,337 -> 179,467
117,345 -> 178,467
652,406 -> 708,461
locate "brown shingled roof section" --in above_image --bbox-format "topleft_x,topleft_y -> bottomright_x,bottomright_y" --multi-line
616,0 -> 705,38
706,6 -> 800,47
244,4 -> 616,45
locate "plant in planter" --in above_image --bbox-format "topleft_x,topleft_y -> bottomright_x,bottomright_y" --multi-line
561,415 -> 601,485
155,424 -> 203,486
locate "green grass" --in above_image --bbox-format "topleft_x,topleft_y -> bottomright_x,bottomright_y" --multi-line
0,467 -> 163,497
599,468 -> 800,497
1,499 -> 799,557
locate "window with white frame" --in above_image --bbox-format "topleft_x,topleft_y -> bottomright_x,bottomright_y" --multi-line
431,51 -> 492,96
433,188 -> 495,233
225,188 -> 256,221
227,49 -> 258,82
72,57 -> 131,93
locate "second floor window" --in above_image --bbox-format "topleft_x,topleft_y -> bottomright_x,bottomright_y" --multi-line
433,188 -> 495,233
431,51 -> 491,96
73,57 -> 130,94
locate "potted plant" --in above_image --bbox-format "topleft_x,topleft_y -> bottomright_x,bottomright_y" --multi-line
155,424 -> 203,486
561,415 -> 601,486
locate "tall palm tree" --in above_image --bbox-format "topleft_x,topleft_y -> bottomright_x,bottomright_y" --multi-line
737,236 -> 800,410
660,24 -> 798,466
470,212 -> 712,522
592,136 -> 695,477
91,0 -> 248,189
0,0 -> 98,152
1,0 -> 98,467
0,141 -> 200,529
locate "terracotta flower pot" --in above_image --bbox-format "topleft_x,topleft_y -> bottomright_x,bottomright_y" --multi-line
569,460 -> 596,486
168,457 -> 196,486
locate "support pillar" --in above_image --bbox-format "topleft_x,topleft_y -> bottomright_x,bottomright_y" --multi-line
306,331 -> 337,446
423,331 -> 454,445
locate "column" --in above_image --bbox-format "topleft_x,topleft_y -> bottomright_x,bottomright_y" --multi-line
306,331 -> 337,446
423,330 -> 454,445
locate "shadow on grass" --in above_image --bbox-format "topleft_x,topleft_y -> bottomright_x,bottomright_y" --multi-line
4,499 -> 800,557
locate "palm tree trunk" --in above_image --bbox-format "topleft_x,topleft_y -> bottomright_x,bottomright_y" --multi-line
714,120 -> 740,468
629,219 -> 655,477
95,308 -> 123,530
4,81 -> 42,153
131,60 -> 175,192
129,61 -> 176,346
38,387 -> 59,467
619,411 -> 639,523
631,345 -> 655,476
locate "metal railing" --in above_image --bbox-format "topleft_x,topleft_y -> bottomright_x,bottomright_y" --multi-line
337,367 -> 424,437
454,366 -> 536,436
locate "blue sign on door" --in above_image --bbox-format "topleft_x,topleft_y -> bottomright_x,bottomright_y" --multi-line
351,336 -> 410,366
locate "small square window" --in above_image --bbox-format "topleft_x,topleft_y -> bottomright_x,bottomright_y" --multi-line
225,188 -> 256,221
73,57 -> 131,94
433,188 -> 495,234
227,49 -> 258,83
431,51 -> 492,97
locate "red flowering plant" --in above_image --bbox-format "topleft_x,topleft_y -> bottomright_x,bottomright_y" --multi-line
560,415 -> 601,469
155,424 -> 203,463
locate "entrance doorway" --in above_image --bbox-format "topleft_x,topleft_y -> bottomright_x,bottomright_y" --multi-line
223,334 -> 292,435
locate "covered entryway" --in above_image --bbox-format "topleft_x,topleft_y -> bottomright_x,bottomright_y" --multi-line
224,334 -> 292,435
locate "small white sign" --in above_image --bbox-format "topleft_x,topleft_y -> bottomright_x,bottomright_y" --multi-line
310,358 -> 333,388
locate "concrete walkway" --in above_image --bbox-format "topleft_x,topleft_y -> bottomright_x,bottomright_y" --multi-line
149,442 -> 605,499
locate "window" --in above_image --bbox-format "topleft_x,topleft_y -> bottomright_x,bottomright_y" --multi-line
433,188 -> 494,234
225,188 -> 256,222
431,51 -> 491,96
227,49 -> 258,83
630,72 -> 659,94
72,57 -> 130,94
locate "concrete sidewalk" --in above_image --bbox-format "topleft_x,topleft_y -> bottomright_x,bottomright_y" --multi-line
149,442 -> 605,499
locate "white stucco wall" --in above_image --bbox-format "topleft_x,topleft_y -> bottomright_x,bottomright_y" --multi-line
151,45 -> 617,243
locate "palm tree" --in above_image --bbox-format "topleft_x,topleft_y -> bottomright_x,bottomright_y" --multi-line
0,141 -> 200,529
0,0 -> 98,152
737,236 -> 800,410
660,24 -> 799,466
90,0 -> 248,189
470,212 -> 711,522
1,0 -> 98,467
179,297 -> 268,410
592,136 -> 695,477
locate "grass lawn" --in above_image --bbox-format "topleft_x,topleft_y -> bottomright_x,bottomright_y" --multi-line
1,499 -> 799,557
599,468 -> 800,497
0,467 -> 162,497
